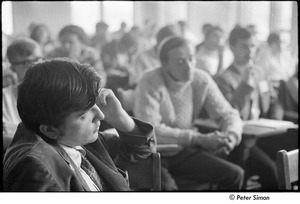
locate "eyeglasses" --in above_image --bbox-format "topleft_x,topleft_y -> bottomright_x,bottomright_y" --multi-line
10,57 -> 44,66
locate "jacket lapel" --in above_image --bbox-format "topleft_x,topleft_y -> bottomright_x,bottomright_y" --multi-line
84,139 -> 130,191
50,142 -> 91,191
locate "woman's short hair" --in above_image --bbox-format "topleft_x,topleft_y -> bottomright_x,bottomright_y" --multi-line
159,37 -> 188,65
229,27 -> 252,47
17,58 -> 102,135
58,25 -> 88,44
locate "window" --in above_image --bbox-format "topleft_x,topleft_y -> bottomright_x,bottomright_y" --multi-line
103,1 -> 134,32
70,1 -> 101,36
2,1 -> 13,35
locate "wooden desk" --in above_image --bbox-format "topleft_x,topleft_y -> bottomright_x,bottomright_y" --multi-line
194,118 -> 298,138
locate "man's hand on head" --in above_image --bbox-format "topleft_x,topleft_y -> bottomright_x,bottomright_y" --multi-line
97,88 -> 138,133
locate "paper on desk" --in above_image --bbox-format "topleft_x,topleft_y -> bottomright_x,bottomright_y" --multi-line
243,118 -> 298,129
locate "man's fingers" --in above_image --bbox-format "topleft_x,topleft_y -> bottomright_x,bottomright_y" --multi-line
99,88 -> 113,106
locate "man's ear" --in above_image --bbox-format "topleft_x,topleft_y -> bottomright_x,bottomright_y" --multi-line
39,124 -> 59,140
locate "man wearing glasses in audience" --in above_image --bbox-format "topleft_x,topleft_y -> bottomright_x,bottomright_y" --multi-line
3,37 -> 43,151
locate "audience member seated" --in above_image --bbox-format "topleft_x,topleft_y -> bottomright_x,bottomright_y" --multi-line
195,23 -> 213,52
195,25 -> 233,77
90,21 -> 110,54
278,64 -> 298,123
215,27 -> 284,190
46,24 -> 107,86
134,37 -> 244,191
111,22 -> 127,40
29,23 -> 55,56
3,38 -> 43,151
3,58 -> 155,191
130,24 -> 179,87
101,32 -> 140,91
246,24 -> 266,59
254,32 -> 296,91
2,32 -> 18,88
177,20 -> 199,47
140,19 -> 157,50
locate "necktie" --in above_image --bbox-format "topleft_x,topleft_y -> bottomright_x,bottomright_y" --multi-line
80,155 -> 105,191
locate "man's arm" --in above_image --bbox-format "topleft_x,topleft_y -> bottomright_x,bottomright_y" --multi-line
134,74 -> 199,148
97,88 -> 156,161
97,88 -> 143,134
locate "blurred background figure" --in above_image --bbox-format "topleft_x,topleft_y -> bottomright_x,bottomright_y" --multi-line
255,32 -> 296,91
141,19 -> 157,50
215,27 -> 283,190
46,24 -> 106,86
177,20 -> 199,47
90,21 -> 110,54
130,24 -> 179,87
29,23 -> 55,56
196,22 -> 213,51
101,31 -> 140,92
246,24 -> 266,58
111,21 -> 127,40
3,37 -> 43,151
2,32 -> 17,88
195,25 -> 233,77
278,64 -> 298,123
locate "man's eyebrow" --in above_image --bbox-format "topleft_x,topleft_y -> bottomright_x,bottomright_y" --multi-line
75,110 -> 88,116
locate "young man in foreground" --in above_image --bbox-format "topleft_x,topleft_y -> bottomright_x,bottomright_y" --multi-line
3,58 -> 155,191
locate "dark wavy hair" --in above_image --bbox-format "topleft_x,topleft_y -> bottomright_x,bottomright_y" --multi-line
17,58 -> 102,135
229,27 -> 252,47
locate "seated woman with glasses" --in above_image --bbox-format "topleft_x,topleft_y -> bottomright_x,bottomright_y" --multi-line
3,37 -> 43,151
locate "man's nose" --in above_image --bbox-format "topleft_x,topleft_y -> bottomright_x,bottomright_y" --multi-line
93,105 -> 105,121
184,59 -> 194,71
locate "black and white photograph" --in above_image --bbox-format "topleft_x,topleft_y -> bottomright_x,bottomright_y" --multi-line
1,1 -> 299,202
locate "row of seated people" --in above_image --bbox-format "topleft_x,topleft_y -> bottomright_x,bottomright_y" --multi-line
119,27 -> 298,190
3,21 -> 296,94
3,25 -> 298,191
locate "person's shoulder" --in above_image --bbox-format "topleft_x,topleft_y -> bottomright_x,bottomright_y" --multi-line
138,68 -> 164,89
3,85 -> 17,99
217,64 -> 236,78
193,69 -> 213,81
5,126 -> 54,165
141,68 -> 162,80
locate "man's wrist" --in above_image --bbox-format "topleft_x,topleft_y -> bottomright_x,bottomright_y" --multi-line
106,110 -> 135,132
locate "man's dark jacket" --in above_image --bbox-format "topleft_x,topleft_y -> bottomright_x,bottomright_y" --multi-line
3,119 -> 155,191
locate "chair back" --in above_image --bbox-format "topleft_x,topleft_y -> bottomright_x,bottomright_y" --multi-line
276,149 -> 299,190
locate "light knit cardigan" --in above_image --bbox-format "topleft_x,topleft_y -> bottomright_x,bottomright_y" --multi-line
134,67 -> 243,152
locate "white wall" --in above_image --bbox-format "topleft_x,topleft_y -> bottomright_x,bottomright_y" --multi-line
187,1 -> 237,41
12,2 -> 72,40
